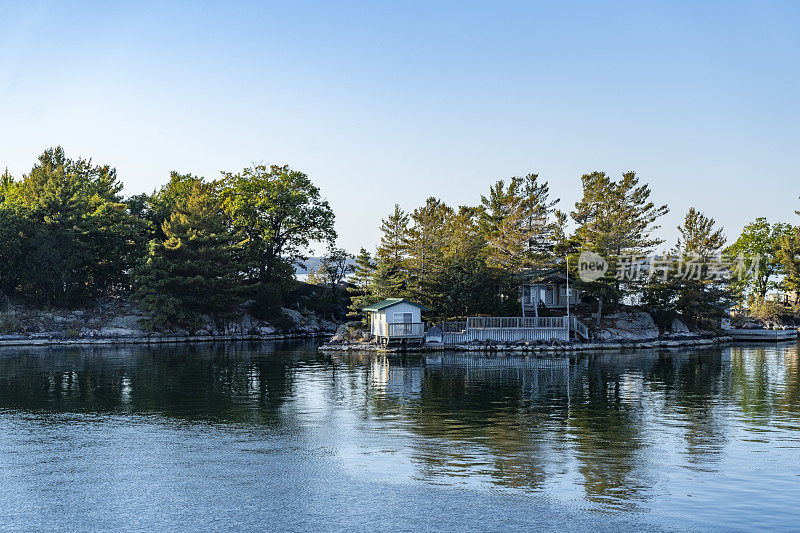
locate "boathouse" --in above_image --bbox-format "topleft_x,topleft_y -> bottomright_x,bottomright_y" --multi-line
364,298 -> 428,345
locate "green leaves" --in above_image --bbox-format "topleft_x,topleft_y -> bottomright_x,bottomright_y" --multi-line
727,217 -> 794,301
221,164 -> 336,284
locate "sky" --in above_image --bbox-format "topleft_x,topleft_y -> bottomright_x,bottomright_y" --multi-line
1,1 -> 798,255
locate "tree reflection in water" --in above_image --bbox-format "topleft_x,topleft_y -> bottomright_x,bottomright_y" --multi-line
1,341 -> 799,515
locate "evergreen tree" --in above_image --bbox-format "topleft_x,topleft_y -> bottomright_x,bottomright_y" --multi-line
479,175 -> 560,276
571,171 -> 668,314
674,208 -> 730,325
8,147 -> 145,306
374,204 -> 409,297
438,206 -> 495,317
478,174 -> 561,316
347,248 -> 378,322
405,197 -> 453,311
135,181 -> 245,332
676,207 -> 727,261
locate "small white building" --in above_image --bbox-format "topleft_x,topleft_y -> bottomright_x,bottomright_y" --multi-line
363,298 -> 428,345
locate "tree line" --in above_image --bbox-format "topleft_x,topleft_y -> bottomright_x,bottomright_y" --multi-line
0,147 -> 336,331
4,148 -> 798,332
335,170 -> 800,330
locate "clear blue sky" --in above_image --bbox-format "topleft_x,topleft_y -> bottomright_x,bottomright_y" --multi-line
1,1 -> 798,254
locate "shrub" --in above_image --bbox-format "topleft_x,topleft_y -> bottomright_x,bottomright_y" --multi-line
0,314 -> 22,334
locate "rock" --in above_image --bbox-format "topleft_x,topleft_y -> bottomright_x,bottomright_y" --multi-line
595,310 -> 659,341
671,318 -> 690,333
107,314 -> 145,332
98,327 -> 139,337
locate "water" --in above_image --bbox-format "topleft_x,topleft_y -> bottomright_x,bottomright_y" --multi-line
1,341 -> 799,531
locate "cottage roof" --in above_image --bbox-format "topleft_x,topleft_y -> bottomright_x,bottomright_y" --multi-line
362,298 -> 430,312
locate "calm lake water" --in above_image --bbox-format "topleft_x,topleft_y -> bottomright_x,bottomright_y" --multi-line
1,341 -> 799,532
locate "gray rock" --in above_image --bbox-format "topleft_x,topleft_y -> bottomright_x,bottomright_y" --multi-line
595,310 -> 659,341
671,318 -> 690,333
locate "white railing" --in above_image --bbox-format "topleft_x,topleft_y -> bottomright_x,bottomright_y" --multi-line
385,322 -> 424,338
570,316 -> 590,339
439,315 -> 590,345
467,316 -> 566,329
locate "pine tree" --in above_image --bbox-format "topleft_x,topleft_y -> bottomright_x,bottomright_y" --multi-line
571,171 -> 668,314
479,174 -> 560,275
347,248 -> 378,322
644,208 -> 733,330
375,204 -> 410,297
676,207 -> 726,261
135,181 -> 245,332
405,197 -> 453,311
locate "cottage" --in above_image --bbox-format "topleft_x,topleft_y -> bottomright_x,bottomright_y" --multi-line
363,298 -> 428,345
519,268 -> 581,318
439,266 -> 590,345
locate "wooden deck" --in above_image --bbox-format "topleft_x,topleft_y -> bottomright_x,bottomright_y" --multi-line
439,316 -> 589,345
379,322 -> 425,345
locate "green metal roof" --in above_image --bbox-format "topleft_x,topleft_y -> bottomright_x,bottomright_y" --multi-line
362,298 -> 430,312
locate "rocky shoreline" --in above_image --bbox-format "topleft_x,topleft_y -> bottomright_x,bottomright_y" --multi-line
319,333 -> 734,354
0,300 -> 338,348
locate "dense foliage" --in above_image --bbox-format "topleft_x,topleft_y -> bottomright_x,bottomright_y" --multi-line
0,148 -> 336,331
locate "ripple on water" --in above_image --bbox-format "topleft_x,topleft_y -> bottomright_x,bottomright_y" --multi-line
0,341 -> 799,530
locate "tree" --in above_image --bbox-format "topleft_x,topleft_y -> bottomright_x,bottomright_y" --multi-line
221,164 -> 336,287
479,174 -> 560,276
0,168 -> 14,203
673,208 -> 733,329
316,245 -> 354,311
644,208 -> 733,330
779,227 -> 800,306
571,171 -> 668,314
0,203 -> 34,298
347,248 -> 378,322
374,204 -> 410,298
676,207 -> 727,261
405,197 -> 453,310
8,147 -> 144,306
438,206 -> 496,317
135,180 -> 245,332
727,218 -> 793,302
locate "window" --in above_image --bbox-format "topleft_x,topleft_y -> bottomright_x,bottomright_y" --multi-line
394,312 -> 412,324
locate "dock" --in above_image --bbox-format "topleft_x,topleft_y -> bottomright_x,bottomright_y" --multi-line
724,328 -> 798,341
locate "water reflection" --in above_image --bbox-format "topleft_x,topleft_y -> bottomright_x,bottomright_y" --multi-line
1,341 -> 799,526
